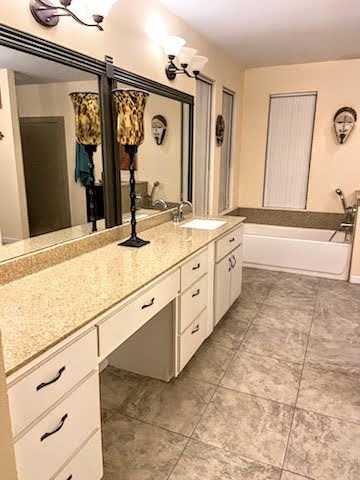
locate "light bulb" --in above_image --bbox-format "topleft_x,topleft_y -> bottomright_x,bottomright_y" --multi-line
177,47 -> 197,67
162,36 -> 186,57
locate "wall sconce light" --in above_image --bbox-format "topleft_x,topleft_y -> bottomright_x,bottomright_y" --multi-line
162,36 -> 209,81
30,0 -> 118,31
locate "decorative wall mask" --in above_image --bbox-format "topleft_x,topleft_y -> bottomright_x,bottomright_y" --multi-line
333,107 -> 357,144
216,115 -> 225,146
152,115 -> 167,145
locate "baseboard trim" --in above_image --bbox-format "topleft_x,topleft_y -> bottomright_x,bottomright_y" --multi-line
349,275 -> 360,284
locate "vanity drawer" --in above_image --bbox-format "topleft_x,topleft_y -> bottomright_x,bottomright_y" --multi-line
9,329 -> 97,438
179,309 -> 207,371
98,270 -> 180,359
14,371 -> 100,480
181,248 -> 208,292
53,430 -> 103,480
180,274 -> 208,333
216,225 -> 243,262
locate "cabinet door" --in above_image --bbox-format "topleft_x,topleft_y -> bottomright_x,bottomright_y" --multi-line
230,244 -> 243,306
214,255 -> 232,326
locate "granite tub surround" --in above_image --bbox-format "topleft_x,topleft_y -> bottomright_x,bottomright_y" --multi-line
228,207 -> 343,230
99,268 -> 360,480
0,216 -> 245,376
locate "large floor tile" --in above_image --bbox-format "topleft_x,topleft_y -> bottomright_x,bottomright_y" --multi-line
169,440 -> 281,480
240,282 -> 272,304
281,472 -> 311,480
276,273 -> 320,292
316,289 -> 360,322
241,324 -> 308,364
242,268 -> 279,285
306,336 -> 360,376
183,340 -> 236,385
100,366 -> 143,413
297,365 -> 360,424
221,352 -> 302,405
254,304 -> 313,334
102,413 -> 187,480
264,288 -> 316,312
284,409 -> 360,480
230,299 -> 262,323
193,387 -> 294,468
120,375 -> 215,437
311,308 -> 360,344
211,316 -> 251,349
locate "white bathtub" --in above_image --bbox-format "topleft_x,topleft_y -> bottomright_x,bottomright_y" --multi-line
243,223 -> 351,280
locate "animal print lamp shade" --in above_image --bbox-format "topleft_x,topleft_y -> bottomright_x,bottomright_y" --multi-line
112,89 -> 149,146
69,92 -> 102,145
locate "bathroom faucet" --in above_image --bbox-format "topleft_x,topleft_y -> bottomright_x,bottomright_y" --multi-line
174,200 -> 194,223
152,199 -> 168,210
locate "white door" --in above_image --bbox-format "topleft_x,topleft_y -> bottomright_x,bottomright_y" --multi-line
230,245 -> 243,305
214,255 -> 231,325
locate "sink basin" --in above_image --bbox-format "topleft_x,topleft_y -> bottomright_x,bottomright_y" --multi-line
180,219 -> 226,231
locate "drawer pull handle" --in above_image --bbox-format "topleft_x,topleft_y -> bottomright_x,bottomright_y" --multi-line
40,413 -> 68,442
229,257 -> 233,271
192,263 -> 201,271
36,366 -> 66,391
66,476 -> 73,480
192,289 -> 200,298
229,237 -> 235,243
232,254 -> 237,268
142,298 -> 155,309
191,324 -> 200,334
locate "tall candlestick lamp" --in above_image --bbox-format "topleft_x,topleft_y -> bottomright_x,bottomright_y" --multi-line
113,88 -> 150,247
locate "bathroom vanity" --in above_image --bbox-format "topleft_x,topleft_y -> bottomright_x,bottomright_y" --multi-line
0,217 -> 244,480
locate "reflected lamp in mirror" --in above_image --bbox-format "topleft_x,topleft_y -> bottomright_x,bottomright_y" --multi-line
69,92 -> 101,233
30,0 -> 118,30
333,107 -> 357,144
162,36 -> 209,81
112,89 -> 150,248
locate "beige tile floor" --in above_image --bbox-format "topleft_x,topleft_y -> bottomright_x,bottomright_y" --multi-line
100,268 -> 360,480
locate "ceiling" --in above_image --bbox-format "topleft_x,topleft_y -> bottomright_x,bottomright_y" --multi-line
159,0 -> 360,68
0,46 -> 94,85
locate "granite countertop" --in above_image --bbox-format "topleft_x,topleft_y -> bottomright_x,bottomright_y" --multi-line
0,216 -> 245,377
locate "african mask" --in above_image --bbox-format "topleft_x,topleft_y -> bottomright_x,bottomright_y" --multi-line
152,115 -> 167,145
333,107 -> 357,144
216,115 -> 225,146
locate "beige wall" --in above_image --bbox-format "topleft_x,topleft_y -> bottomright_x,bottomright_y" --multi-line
0,333 -> 18,480
239,59 -> 360,213
0,69 -> 29,242
16,79 -> 101,227
0,0 -> 244,214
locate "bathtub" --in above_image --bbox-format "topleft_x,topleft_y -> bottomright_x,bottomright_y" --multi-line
243,223 -> 351,280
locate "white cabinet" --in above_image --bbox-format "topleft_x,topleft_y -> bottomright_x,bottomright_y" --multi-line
214,226 -> 243,325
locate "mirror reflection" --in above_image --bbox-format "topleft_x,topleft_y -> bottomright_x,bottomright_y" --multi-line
0,46 -> 104,262
115,82 -> 187,223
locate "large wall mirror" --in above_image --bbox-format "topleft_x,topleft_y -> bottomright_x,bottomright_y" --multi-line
114,81 -> 192,223
0,25 -> 194,263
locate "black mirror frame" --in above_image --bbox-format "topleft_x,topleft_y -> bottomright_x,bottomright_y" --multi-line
0,24 -> 194,230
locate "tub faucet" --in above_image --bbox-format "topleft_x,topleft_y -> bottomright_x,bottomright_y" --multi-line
174,200 -> 194,223
152,199 -> 168,210
330,189 -> 357,241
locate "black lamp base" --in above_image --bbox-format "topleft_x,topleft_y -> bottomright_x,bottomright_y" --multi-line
119,236 -> 150,248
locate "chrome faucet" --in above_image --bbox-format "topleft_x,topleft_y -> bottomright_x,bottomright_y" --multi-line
174,200 -> 194,223
152,199 -> 168,210
329,189 -> 357,241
